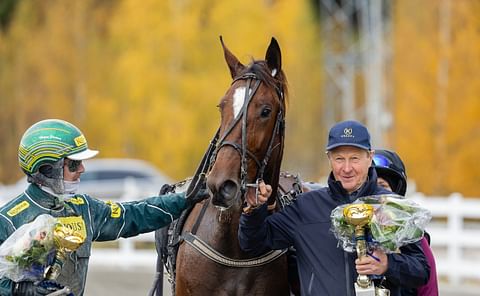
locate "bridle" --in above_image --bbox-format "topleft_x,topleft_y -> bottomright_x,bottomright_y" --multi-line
210,72 -> 285,198
177,70 -> 287,271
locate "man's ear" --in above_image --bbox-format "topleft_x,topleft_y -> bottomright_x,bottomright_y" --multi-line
368,150 -> 375,162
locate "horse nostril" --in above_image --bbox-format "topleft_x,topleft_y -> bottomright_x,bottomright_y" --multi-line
219,180 -> 238,201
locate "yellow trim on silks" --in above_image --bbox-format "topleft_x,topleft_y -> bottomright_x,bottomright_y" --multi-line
7,201 -> 30,217
106,201 -> 121,218
68,197 -> 85,205
74,135 -> 86,147
57,216 -> 87,239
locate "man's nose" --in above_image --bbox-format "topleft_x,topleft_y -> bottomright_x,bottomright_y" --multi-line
78,162 -> 85,173
342,161 -> 353,172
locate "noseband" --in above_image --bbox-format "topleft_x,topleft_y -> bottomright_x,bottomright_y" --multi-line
210,72 -> 285,196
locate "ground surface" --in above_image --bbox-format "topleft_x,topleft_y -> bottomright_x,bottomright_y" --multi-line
85,265 -> 478,296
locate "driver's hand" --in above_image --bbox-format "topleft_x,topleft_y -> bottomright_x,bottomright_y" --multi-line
13,280 -> 64,296
185,188 -> 210,207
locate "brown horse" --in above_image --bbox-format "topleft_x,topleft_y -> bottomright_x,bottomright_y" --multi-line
173,37 -> 290,295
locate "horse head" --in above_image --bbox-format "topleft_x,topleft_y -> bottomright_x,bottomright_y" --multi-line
207,37 -> 287,210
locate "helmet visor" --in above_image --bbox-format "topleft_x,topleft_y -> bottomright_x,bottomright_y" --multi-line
68,148 -> 98,161
373,154 -> 392,168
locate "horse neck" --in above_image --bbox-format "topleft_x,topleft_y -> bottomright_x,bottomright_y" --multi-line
199,143 -> 283,258
198,198 -> 244,257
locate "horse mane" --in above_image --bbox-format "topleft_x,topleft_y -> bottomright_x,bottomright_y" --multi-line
238,60 -> 288,105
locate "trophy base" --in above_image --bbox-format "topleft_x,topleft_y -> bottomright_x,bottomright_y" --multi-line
354,283 -> 376,296
375,287 -> 390,296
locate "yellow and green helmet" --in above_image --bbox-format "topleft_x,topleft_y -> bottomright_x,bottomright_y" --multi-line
18,119 -> 99,175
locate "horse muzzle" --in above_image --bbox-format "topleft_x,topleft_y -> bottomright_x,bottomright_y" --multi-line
207,178 -> 242,209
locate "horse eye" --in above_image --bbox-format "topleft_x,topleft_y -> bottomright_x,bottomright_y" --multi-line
260,107 -> 272,118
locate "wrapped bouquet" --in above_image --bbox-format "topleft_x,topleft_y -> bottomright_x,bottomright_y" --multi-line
0,214 -> 84,283
331,194 -> 432,253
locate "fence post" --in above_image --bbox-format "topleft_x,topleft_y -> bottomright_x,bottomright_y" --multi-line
118,177 -> 140,268
447,193 -> 462,285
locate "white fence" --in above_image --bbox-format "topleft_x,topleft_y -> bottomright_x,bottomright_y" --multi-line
2,179 -> 476,287
88,185 -> 480,287
410,193 -> 480,286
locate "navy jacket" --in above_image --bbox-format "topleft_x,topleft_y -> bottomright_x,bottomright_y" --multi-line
239,168 -> 429,296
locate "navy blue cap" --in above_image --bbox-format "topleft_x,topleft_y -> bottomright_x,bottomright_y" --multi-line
326,120 -> 371,151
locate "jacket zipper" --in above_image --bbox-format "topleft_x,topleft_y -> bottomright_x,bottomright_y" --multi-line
307,272 -> 315,295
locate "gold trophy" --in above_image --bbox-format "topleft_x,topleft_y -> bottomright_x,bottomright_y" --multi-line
44,224 -> 85,280
343,204 -> 376,296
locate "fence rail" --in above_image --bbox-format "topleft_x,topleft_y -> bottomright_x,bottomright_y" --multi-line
3,177 -> 474,286
87,186 -> 480,287
410,193 -> 480,286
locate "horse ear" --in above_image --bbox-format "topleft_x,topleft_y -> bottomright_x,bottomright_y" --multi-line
265,37 -> 282,77
220,36 -> 245,79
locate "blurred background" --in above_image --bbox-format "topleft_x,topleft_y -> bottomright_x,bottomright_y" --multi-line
0,0 -> 479,295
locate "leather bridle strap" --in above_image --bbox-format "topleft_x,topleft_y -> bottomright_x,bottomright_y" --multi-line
182,232 -> 287,268
185,128 -> 220,200
213,77 -> 261,151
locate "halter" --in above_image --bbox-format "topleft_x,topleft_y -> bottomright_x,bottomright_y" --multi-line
210,72 -> 285,198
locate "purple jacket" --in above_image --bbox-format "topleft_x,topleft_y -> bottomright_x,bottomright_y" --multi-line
417,237 -> 439,295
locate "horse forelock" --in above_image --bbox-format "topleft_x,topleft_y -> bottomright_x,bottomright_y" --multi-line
238,60 -> 288,107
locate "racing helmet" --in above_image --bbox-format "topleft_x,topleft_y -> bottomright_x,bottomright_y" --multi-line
18,119 -> 98,193
372,149 -> 407,196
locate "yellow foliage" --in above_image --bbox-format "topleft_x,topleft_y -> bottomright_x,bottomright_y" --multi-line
0,0 -> 323,186
393,0 -> 480,196
4,0 -> 477,197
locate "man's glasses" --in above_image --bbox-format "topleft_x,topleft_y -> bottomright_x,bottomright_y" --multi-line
65,159 -> 82,172
372,154 -> 392,168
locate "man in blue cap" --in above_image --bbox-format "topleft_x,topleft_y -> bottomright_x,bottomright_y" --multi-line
238,120 -> 430,296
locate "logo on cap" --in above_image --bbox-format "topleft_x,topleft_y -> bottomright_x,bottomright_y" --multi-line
341,128 -> 354,138
74,135 -> 86,147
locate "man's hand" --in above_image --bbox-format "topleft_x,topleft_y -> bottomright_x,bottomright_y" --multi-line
355,249 -> 388,276
245,180 -> 272,208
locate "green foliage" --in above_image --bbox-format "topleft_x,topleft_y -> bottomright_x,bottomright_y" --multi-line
0,0 -> 17,30
6,240 -> 52,268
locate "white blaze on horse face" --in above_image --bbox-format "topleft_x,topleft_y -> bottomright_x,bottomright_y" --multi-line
233,86 -> 249,119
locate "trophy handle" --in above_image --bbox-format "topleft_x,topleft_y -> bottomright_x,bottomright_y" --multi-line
354,225 -> 373,290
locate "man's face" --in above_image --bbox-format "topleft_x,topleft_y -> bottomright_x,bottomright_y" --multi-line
63,158 -> 85,181
328,146 -> 373,194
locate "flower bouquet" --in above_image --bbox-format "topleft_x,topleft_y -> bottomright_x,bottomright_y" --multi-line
331,194 -> 432,253
0,214 -> 85,284
0,214 -> 58,282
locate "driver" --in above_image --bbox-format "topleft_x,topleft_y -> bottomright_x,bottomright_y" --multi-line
239,120 -> 430,296
0,119 -> 208,296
